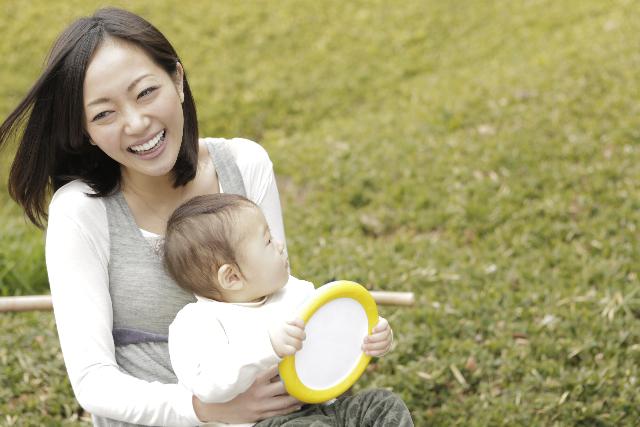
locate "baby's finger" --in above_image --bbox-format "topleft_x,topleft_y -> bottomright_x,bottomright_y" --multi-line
363,339 -> 393,357
364,329 -> 391,344
372,317 -> 389,333
285,324 -> 307,341
281,343 -> 299,356
285,335 -> 304,351
364,346 -> 391,357
287,318 -> 305,328
362,339 -> 390,352
293,339 -> 304,351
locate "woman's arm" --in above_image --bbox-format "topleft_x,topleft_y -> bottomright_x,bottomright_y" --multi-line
46,182 -> 199,425
48,181 -> 301,425
228,138 -> 287,249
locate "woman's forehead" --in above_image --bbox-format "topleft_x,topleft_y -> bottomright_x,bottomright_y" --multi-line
83,40 -> 164,99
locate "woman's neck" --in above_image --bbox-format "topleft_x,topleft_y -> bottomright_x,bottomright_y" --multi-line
121,170 -> 182,205
120,171 -> 190,234
119,142 -> 218,233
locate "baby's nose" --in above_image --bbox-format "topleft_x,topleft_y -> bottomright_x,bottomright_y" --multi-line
274,240 -> 284,253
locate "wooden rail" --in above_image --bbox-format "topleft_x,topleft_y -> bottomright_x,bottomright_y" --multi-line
0,291 -> 415,313
0,295 -> 53,312
370,291 -> 415,307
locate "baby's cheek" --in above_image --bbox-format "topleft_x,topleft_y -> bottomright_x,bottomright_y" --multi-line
278,268 -> 289,287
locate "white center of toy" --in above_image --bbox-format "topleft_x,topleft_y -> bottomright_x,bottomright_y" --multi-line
295,297 -> 368,390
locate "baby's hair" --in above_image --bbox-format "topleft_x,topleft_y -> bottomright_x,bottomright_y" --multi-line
164,193 -> 258,300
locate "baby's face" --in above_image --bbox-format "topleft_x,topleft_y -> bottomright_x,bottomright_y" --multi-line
235,207 -> 289,300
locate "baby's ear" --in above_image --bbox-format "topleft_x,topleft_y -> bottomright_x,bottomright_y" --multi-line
218,264 -> 244,291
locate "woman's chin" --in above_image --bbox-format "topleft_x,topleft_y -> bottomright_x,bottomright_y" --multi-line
122,161 -> 178,182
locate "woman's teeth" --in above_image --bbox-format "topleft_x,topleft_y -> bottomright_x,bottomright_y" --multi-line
129,130 -> 165,153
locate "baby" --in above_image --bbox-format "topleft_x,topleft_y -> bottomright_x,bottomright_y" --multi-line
165,193 -> 412,426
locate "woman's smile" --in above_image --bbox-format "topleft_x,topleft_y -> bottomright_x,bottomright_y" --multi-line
127,129 -> 168,160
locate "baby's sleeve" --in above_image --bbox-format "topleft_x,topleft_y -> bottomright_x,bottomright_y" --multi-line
169,303 -> 280,403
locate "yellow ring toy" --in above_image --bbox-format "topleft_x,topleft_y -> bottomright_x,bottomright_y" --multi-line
279,280 -> 379,403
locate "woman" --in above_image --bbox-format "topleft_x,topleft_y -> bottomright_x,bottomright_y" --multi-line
0,7 -> 301,426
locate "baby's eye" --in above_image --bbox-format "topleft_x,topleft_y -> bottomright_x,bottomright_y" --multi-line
138,86 -> 158,99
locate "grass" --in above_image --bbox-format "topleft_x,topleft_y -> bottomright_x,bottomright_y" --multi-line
1,0 -> 640,425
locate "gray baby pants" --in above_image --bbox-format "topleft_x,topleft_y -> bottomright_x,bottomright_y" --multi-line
254,389 -> 413,427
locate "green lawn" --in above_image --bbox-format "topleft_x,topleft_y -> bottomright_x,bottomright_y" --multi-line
2,0 -> 640,425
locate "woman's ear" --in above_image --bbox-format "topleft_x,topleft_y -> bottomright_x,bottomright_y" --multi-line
174,62 -> 185,103
218,264 -> 244,291
85,132 -> 96,146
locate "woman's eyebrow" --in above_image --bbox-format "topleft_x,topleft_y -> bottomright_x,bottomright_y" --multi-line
86,73 -> 154,107
126,73 -> 153,92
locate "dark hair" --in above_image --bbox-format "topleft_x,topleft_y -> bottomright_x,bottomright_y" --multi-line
0,7 -> 199,228
164,193 -> 258,300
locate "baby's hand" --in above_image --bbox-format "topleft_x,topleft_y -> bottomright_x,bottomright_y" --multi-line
269,318 -> 306,358
362,316 -> 393,357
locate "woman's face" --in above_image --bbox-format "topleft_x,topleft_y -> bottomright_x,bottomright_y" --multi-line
83,39 -> 185,182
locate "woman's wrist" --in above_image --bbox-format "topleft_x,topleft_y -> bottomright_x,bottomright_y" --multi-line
192,394 -> 214,423
192,395 -> 203,422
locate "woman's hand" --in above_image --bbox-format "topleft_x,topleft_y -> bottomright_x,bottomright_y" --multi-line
192,365 -> 301,423
362,316 -> 393,357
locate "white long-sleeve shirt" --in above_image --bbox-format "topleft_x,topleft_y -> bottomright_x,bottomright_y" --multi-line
46,138 -> 286,425
168,277 -> 315,413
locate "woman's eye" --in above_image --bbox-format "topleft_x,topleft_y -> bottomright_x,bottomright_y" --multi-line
92,111 -> 110,122
138,86 -> 158,99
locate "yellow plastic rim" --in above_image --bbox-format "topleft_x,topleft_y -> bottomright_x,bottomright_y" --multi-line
279,280 -> 379,403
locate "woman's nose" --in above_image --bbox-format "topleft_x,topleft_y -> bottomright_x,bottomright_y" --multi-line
123,106 -> 149,135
